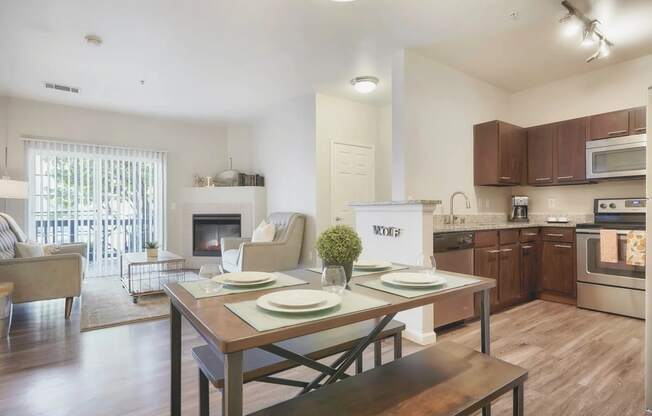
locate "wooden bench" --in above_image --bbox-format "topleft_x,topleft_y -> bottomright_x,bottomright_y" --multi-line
250,340 -> 528,416
193,319 -> 405,415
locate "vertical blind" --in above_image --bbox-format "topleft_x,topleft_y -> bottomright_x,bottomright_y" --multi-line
24,138 -> 167,276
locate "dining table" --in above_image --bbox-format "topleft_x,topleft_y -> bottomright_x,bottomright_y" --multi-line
164,267 -> 496,416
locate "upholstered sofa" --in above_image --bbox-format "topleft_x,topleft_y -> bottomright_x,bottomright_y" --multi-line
0,213 -> 86,319
221,212 -> 305,273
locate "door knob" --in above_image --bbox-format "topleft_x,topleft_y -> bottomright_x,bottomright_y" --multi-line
335,216 -> 342,222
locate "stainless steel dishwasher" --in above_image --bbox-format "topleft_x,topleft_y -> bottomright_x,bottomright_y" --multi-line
432,232 -> 475,328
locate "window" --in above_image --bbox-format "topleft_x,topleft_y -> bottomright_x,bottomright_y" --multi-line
25,139 -> 167,276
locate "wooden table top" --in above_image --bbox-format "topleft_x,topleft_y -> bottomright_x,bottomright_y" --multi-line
164,268 -> 495,354
123,250 -> 184,264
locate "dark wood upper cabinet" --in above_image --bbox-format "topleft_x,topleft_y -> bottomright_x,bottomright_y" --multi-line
588,110 -> 630,140
556,117 -> 587,183
474,121 -> 525,186
527,124 -> 554,185
629,106 -> 647,135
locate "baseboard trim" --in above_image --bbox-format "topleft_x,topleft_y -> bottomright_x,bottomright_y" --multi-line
402,327 -> 437,345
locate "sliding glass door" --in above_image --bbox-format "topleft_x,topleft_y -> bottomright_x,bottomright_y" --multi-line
25,139 -> 167,276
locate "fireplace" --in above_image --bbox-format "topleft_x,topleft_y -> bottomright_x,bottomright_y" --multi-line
192,214 -> 242,257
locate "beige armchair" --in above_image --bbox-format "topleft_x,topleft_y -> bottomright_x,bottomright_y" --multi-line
0,213 -> 86,319
221,212 -> 305,273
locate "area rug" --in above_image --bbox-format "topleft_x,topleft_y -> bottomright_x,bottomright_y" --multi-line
80,272 -> 200,332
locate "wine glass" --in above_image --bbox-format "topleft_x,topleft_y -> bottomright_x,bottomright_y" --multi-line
199,279 -> 222,295
415,252 -> 437,278
321,265 -> 347,295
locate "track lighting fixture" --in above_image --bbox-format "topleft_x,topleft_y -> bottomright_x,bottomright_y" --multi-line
560,1 -> 613,63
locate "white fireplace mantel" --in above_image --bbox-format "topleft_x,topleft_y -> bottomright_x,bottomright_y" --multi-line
177,186 -> 266,269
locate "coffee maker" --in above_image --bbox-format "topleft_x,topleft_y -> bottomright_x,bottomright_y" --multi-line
509,196 -> 529,222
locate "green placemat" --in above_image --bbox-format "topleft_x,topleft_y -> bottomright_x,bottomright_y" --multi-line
179,272 -> 308,299
356,274 -> 480,298
225,290 -> 389,332
306,264 -> 409,277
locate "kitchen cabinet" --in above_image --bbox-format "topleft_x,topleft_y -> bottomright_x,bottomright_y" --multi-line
473,246 -> 500,307
498,243 -> 521,305
527,124 -> 555,185
541,241 -> 576,297
556,117 -> 587,183
521,241 -> 539,298
589,110 -> 630,140
629,106 -> 647,135
474,120 -> 525,186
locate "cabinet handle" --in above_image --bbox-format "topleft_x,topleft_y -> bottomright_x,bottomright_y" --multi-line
635,127 -> 646,132
557,176 -> 574,180
487,249 -> 501,253
546,233 -> 564,237
523,232 -> 538,236
607,130 -> 627,136
501,248 -> 513,252
499,176 -> 512,180
554,244 -> 572,249
535,177 -> 551,181
522,245 -> 533,249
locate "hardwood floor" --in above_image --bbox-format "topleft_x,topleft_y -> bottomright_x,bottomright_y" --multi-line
0,298 -> 644,415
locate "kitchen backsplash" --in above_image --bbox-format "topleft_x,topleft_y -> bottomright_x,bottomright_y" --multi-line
433,212 -> 594,226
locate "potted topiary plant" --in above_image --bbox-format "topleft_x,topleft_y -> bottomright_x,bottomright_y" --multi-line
145,241 -> 159,258
316,225 -> 362,282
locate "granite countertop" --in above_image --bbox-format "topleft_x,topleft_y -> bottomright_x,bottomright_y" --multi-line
350,200 -> 442,207
433,221 -> 577,233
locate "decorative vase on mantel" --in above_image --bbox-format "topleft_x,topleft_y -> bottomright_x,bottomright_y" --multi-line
316,225 -> 362,283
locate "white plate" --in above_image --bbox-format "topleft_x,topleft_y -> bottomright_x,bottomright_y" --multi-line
390,272 -> 442,285
213,274 -> 276,287
257,290 -> 342,314
380,273 -> 446,288
354,260 -> 393,270
224,272 -> 275,283
265,289 -> 329,309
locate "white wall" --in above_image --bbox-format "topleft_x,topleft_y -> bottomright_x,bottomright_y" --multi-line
315,94 -> 390,234
226,124 -> 254,173
377,104 -> 393,201
508,55 -> 652,213
399,52 -> 652,215
252,95 -> 317,265
1,97 -> 229,254
398,50 -> 512,215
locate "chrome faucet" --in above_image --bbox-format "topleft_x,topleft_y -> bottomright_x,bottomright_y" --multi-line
446,191 -> 471,224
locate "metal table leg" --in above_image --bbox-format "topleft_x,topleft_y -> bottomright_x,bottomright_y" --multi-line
480,288 -> 492,416
223,351 -> 244,416
170,303 -> 182,416
513,383 -> 524,416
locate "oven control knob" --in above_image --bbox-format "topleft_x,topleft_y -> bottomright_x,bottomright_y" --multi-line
609,203 -> 617,209
599,203 -> 607,209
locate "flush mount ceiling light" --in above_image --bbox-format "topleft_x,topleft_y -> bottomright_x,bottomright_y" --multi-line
84,34 -> 103,46
560,1 -> 613,63
350,76 -> 379,94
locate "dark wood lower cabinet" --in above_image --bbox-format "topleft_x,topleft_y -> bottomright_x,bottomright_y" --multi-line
473,246 -> 500,307
541,241 -> 576,297
520,241 -> 539,298
498,243 -> 521,305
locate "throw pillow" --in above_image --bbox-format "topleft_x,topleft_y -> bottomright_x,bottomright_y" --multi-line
43,244 -> 62,256
15,242 -> 45,258
251,220 -> 276,243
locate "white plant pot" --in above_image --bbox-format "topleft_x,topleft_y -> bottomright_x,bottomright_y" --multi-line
146,248 -> 159,258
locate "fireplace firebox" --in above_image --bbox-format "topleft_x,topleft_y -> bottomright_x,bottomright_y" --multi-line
192,214 -> 242,257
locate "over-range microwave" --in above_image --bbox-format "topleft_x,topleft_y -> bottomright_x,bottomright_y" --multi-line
586,134 -> 646,179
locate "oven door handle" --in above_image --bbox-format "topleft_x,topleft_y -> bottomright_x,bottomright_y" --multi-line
576,228 -> 635,236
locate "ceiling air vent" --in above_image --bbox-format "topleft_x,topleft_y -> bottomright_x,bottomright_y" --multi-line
44,82 -> 80,94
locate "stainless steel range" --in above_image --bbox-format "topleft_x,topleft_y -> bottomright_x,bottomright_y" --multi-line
576,197 -> 646,319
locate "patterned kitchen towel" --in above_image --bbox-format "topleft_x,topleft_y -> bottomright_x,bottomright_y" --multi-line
626,230 -> 646,267
599,229 -> 618,263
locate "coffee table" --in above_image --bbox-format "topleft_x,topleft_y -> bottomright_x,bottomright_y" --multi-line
121,251 -> 186,303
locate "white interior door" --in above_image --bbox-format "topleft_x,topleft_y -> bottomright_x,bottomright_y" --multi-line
330,142 -> 375,227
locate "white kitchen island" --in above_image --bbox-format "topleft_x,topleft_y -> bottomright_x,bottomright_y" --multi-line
350,200 -> 442,345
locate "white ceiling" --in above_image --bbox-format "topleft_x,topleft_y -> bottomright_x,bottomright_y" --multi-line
1,0 -> 651,122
